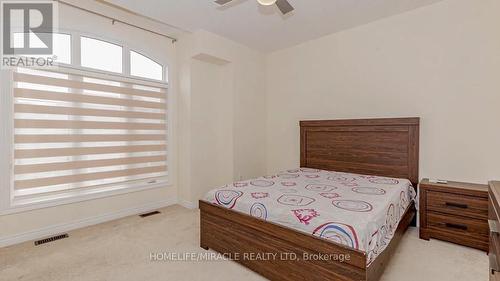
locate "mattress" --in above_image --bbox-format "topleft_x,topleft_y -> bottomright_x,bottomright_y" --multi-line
202,168 -> 416,265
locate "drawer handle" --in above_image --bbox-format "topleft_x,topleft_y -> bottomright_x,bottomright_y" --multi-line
445,202 -> 468,209
445,223 -> 468,231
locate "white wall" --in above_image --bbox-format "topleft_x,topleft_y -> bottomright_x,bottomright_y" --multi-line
176,30 -> 267,206
0,2 -> 179,244
265,0 -> 500,184
190,59 -> 234,202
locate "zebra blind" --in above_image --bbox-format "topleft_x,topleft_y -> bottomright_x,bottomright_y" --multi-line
13,68 -> 168,197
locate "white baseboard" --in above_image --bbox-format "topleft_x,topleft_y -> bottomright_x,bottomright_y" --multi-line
178,200 -> 198,209
0,198 -> 176,248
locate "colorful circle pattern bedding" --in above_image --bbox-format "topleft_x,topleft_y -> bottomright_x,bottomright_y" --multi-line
203,168 -> 416,265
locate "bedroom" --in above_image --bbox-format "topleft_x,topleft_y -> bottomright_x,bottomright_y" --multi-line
0,0 -> 498,280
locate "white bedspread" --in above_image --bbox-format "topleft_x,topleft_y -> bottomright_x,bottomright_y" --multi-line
202,168 -> 416,265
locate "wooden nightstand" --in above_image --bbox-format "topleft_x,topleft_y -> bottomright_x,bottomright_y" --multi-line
489,181 -> 500,280
419,178 -> 489,251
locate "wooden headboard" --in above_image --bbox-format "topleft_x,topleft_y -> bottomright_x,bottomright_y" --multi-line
300,118 -> 420,186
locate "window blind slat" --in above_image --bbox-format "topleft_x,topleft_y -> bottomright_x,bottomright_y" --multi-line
15,155 -> 167,174
14,88 -> 167,110
15,144 -> 167,158
15,165 -> 168,189
15,119 -> 166,130
15,104 -> 166,120
14,72 -> 166,99
15,134 -> 166,143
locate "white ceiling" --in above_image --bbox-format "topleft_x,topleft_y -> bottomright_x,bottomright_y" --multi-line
103,0 -> 444,52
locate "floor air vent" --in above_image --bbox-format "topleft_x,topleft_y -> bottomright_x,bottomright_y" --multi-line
139,211 -> 161,218
34,234 -> 69,246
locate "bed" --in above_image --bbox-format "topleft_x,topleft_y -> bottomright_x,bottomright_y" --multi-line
199,118 -> 420,281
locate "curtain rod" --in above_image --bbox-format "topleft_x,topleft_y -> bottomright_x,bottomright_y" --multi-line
55,0 -> 178,43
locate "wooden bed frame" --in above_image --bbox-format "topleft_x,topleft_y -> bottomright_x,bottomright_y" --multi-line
200,118 -> 420,281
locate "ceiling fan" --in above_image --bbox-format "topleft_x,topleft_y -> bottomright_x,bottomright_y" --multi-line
215,0 -> 294,15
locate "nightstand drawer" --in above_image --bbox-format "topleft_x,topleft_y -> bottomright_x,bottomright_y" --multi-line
427,212 -> 489,237
420,179 -> 489,251
427,190 -> 488,220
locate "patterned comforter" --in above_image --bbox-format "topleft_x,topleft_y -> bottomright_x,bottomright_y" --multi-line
202,168 -> 416,265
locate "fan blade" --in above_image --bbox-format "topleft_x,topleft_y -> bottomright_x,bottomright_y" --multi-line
215,0 -> 233,5
276,0 -> 294,14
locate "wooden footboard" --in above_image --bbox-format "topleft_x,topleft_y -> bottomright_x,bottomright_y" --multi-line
200,200 -> 416,281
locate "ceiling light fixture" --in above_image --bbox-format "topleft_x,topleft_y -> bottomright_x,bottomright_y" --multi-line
215,0 -> 294,15
257,0 -> 277,6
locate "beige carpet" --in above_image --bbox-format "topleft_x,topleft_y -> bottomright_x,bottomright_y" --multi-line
0,205 -> 488,281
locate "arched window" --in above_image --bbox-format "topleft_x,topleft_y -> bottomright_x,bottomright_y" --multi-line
13,31 -> 167,81
13,33 -> 72,64
5,31 -> 169,211
130,51 -> 164,81
81,37 -> 123,73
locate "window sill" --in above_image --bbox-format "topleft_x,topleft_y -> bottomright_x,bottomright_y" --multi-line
1,179 -> 171,216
